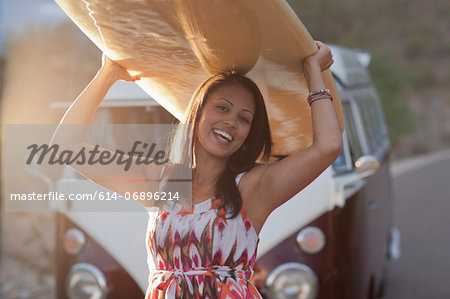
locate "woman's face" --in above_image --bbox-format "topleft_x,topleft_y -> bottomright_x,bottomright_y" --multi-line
196,84 -> 255,160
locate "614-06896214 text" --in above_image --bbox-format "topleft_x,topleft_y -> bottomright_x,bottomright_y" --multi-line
9,191 -> 180,201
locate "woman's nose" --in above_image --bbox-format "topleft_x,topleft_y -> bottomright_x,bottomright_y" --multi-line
224,116 -> 237,128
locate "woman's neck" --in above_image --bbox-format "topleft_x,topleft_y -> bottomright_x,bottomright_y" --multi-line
192,144 -> 227,188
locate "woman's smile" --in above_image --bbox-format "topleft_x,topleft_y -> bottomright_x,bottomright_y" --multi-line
213,128 -> 233,144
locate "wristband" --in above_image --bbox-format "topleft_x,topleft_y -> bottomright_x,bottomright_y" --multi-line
307,91 -> 333,106
308,88 -> 330,97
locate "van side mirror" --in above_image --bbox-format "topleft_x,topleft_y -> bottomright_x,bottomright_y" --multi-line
354,155 -> 380,177
332,155 -> 380,208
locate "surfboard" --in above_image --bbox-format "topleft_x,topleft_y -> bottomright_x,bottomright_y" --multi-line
55,0 -> 344,156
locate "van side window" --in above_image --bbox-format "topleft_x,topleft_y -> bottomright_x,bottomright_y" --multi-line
333,96 -> 364,174
89,106 -> 176,147
342,100 -> 364,162
332,96 -> 361,173
353,88 -> 390,159
332,87 -> 390,175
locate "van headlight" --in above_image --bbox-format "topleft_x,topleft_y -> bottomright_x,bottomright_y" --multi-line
296,226 -> 326,254
66,263 -> 109,299
63,228 -> 86,255
264,263 -> 318,299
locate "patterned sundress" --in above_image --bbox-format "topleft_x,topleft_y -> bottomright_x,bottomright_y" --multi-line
144,172 -> 262,298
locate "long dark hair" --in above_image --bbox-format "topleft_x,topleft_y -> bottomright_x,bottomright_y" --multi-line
171,70 -> 272,218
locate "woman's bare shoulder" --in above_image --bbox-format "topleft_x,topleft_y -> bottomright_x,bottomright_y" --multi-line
237,163 -> 270,199
241,162 -> 269,180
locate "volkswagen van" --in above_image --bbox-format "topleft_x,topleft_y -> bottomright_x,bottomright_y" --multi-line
48,44 -> 400,299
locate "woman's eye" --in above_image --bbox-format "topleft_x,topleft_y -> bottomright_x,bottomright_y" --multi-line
217,105 -> 228,112
239,116 -> 249,123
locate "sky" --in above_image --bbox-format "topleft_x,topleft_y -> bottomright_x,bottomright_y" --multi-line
1,0 -> 68,53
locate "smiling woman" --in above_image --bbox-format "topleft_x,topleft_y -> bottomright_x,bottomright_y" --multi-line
143,70 -> 273,298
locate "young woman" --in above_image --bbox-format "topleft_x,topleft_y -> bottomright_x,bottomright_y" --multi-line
55,40 -> 341,298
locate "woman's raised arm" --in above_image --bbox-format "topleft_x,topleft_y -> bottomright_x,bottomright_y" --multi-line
59,55 -> 140,125
51,56 -> 164,205
246,41 -> 343,215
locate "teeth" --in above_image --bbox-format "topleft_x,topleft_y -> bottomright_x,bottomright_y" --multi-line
213,129 -> 233,142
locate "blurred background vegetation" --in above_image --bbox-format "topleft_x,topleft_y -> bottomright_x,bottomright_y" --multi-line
289,0 -> 450,158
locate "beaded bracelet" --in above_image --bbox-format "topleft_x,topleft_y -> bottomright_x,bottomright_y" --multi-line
308,88 -> 330,97
307,90 -> 333,106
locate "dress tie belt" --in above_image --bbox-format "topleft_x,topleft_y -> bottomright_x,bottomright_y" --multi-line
150,265 -> 254,293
